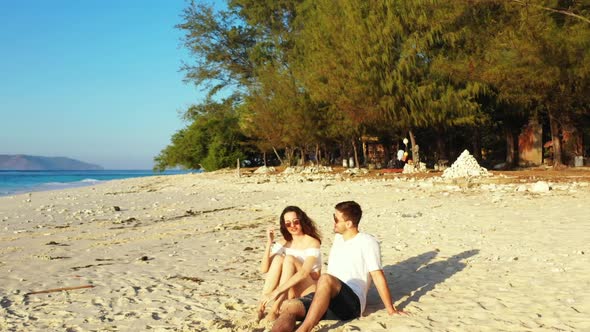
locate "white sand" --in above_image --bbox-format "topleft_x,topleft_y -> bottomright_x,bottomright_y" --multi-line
1,170 -> 589,331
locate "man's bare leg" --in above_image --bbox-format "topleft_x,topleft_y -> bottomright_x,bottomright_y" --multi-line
295,274 -> 341,332
271,299 -> 306,332
258,256 -> 285,320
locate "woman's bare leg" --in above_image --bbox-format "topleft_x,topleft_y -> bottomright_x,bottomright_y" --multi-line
268,256 -> 319,321
258,255 -> 284,320
267,255 -> 298,321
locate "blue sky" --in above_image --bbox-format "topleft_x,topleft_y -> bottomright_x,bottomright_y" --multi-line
0,1 -> 224,169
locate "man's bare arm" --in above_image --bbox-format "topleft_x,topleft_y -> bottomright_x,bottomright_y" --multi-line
370,269 -> 402,315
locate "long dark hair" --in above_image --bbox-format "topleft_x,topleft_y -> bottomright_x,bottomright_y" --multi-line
279,206 -> 321,243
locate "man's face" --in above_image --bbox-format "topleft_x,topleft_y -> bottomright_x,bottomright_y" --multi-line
333,210 -> 347,234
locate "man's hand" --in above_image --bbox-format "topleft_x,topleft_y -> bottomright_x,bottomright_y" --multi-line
387,305 -> 408,315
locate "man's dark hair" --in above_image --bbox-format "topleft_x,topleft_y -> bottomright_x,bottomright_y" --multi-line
335,201 -> 362,227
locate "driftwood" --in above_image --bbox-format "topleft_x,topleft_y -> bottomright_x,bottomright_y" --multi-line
25,284 -> 94,295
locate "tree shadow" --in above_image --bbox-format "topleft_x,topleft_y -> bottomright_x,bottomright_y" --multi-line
365,249 -> 479,314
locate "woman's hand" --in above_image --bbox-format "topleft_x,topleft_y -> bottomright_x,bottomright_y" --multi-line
261,290 -> 279,307
266,227 -> 275,244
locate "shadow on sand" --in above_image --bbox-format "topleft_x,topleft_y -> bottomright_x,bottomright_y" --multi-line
369,249 -> 479,312
316,249 -> 479,331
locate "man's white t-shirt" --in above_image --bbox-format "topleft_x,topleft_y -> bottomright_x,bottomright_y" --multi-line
326,232 -> 382,314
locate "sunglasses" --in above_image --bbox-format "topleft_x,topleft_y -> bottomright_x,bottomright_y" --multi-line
285,219 -> 301,227
332,214 -> 346,224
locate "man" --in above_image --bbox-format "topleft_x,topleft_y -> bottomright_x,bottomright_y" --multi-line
271,201 -> 402,332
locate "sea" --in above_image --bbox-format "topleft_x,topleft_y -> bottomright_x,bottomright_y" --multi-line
0,170 -> 196,197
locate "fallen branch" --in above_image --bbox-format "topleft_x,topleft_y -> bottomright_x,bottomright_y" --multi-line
25,284 -> 94,295
512,0 -> 590,24
71,263 -> 114,271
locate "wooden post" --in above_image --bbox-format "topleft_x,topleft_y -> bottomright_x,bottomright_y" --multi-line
237,158 -> 241,178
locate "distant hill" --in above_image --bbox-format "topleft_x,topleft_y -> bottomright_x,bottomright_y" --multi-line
0,155 -> 104,170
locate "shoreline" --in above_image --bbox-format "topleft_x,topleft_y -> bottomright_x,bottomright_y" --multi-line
1,170 -> 589,331
0,169 -> 198,197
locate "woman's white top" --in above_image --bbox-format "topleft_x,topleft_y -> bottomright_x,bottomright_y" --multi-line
271,242 -> 322,273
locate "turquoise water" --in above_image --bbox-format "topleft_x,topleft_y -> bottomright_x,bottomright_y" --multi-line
0,170 -> 196,196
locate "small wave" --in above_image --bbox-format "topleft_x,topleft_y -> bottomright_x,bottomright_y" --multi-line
41,178 -> 103,188
42,182 -> 70,187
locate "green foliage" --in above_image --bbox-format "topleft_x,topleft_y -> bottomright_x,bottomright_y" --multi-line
154,99 -> 249,172
162,0 -> 590,169
176,2 -> 257,97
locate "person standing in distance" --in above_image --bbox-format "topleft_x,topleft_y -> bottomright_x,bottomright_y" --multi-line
271,201 -> 403,332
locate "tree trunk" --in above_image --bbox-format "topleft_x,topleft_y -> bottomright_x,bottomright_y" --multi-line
505,128 -> 517,167
409,130 -> 420,165
352,138 -> 360,169
362,140 -> 368,165
435,130 -> 447,161
549,111 -> 563,168
472,127 -> 482,161
263,152 -> 267,167
272,146 -> 283,165
315,143 -> 320,165
299,146 -> 306,166
285,147 -> 295,166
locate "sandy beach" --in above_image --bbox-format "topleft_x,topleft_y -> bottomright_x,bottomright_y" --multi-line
1,168 -> 589,331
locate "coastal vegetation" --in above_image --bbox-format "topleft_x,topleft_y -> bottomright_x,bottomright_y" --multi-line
154,0 -> 590,172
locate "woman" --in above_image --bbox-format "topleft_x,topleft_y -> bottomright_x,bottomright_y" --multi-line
258,206 -> 322,321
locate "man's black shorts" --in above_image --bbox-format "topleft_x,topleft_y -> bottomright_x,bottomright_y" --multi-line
300,278 -> 361,320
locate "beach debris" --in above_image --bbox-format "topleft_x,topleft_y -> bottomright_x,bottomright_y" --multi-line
25,284 -> 94,296
71,263 -> 114,271
442,150 -> 491,179
113,206 -> 121,211
162,206 -> 236,223
139,255 -> 150,261
168,275 -> 204,284
401,212 -> 423,218
53,225 -> 70,229
34,254 -> 70,260
283,166 -> 332,174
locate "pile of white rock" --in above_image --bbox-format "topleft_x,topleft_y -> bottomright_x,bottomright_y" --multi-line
253,166 -> 276,174
301,166 -> 332,174
402,162 -> 427,174
442,150 -> 491,179
344,167 -> 369,175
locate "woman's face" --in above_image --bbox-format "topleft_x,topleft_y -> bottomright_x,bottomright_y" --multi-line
283,211 -> 303,235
